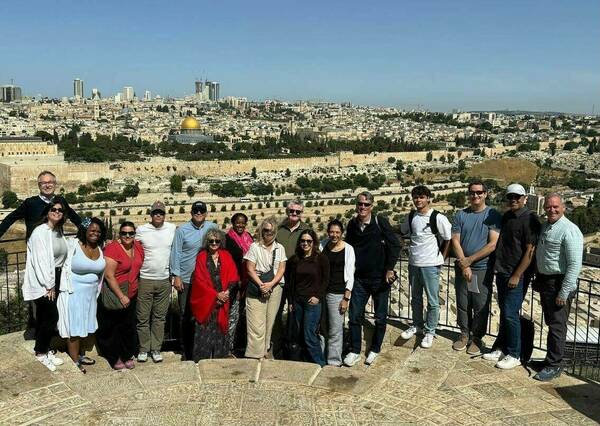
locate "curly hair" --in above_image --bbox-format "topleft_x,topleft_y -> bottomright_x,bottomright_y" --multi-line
77,217 -> 107,246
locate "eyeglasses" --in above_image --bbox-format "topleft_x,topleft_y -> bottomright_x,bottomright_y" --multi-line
49,207 -> 64,213
208,239 -> 221,244
288,209 -> 302,215
299,239 -> 313,245
506,194 -> 523,201
120,231 -> 135,237
469,191 -> 486,196
38,181 -> 56,186
357,202 -> 372,207
151,210 -> 165,216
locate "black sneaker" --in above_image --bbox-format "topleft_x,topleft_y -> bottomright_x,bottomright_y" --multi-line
533,366 -> 562,382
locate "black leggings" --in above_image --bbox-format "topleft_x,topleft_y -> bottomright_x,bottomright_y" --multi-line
33,268 -> 61,354
96,297 -> 138,367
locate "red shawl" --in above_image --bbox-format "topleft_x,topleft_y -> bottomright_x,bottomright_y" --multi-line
189,248 -> 240,334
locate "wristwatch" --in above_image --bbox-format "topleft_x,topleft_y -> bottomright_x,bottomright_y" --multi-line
343,296 -> 350,302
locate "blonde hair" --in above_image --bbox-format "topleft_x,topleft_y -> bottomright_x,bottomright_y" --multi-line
256,216 -> 279,244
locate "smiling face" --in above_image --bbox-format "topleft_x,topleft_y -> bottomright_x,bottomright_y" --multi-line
86,222 -> 101,245
286,203 -> 303,226
468,184 -> 487,210
119,225 -> 135,246
299,234 -> 313,256
506,193 -> 526,212
150,209 -> 165,228
233,215 -> 247,235
544,196 -> 565,224
327,224 -> 343,244
412,194 -> 429,211
38,173 -> 57,198
356,195 -> 373,221
47,202 -> 64,227
261,223 -> 275,245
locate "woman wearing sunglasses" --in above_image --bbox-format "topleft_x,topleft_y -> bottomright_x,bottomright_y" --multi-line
189,229 -> 239,360
287,229 -> 329,366
23,197 -> 70,371
96,221 -> 144,370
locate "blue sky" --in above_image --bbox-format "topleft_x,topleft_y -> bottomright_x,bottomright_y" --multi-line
1,0 -> 598,113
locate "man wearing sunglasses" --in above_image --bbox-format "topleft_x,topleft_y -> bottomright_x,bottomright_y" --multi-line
344,191 -> 400,366
451,181 -> 501,355
483,183 -> 540,370
135,200 -> 176,363
169,200 -> 216,360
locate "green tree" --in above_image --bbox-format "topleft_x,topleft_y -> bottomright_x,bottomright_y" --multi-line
122,183 -> 140,198
170,175 -> 183,193
251,167 -> 257,179
186,185 -> 196,198
1,191 -> 18,209
549,142 -> 557,156
426,151 -> 433,162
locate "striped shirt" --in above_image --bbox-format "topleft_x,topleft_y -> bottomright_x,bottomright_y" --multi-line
536,215 -> 583,299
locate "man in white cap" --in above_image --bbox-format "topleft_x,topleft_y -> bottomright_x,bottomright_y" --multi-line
483,183 -> 540,369
135,201 -> 176,363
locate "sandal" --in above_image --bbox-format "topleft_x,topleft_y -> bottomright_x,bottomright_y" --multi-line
76,362 -> 87,374
78,355 -> 96,366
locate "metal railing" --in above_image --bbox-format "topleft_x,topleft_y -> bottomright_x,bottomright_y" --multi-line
1,240 -> 599,379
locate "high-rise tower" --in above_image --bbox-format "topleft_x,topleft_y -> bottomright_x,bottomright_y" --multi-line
73,78 -> 84,99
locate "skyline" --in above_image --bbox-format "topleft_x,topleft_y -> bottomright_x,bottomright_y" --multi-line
1,0 -> 598,113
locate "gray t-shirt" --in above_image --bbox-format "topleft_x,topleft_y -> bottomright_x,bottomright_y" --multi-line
52,231 -> 67,268
451,207 -> 501,270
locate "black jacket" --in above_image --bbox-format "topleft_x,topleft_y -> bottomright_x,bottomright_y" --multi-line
0,195 -> 81,239
346,214 -> 401,279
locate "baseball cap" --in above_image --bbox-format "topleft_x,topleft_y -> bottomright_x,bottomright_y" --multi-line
506,183 -> 527,196
150,200 -> 166,212
191,201 -> 207,214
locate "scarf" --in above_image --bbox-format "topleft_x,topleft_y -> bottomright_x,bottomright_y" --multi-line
189,249 -> 240,334
227,228 -> 253,254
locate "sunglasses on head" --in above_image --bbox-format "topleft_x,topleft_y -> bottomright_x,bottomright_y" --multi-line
506,194 -> 523,201
50,207 -> 64,213
357,202 -> 372,207
288,209 -> 302,215
120,231 -> 135,237
469,190 -> 486,196
208,239 -> 221,244
151,210 -> 165,216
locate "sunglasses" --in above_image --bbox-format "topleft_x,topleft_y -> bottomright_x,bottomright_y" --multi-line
192,210 -> 206,215
357,202 -> 372,207
506,194 -> 523,201
120,231 -> 135,237
469,191 -> 486,196
262,229 -> 274,235
151,210 -> 165,216
208,239 -> 221,244
299,239 -> 313,245
288,209 -> 303,215
50,207 -> 64,213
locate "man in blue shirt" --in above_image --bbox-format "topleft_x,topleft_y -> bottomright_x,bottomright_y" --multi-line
451,181 -> 501,355
170,200 -> 217,359
532,193 -> 583,381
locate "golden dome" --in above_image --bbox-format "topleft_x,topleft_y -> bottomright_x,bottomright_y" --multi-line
181,116 -> 200,130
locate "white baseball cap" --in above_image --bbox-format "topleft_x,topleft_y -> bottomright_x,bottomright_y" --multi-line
506,183 -> 526,196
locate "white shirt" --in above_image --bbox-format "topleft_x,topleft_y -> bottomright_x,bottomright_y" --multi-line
244,241 -> 287,282
400,209 -> 452,267
136,222 -> 176,280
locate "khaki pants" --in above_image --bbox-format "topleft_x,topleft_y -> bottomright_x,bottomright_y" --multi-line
245,285 -> 283,359
136,277 -> 171,353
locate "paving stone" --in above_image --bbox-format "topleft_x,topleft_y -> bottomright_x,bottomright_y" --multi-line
257,359 -> 320,385
196,358 -> 258,382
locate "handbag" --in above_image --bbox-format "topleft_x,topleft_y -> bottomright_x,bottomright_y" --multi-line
101,280 -> 129,310
247,248 -> 277,299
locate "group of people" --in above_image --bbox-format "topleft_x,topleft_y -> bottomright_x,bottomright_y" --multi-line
2,171 -> 584,383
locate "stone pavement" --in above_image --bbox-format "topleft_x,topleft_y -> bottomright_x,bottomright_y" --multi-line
0,324 -> 599,425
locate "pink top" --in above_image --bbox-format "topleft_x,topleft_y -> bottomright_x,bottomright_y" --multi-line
103,240 -> 144,297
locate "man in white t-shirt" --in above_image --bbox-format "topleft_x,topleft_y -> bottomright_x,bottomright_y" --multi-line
399,185 -> 451,348
135,200 -> 176,363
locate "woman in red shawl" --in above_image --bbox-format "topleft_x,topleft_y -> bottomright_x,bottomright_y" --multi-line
189,229 -> 239,361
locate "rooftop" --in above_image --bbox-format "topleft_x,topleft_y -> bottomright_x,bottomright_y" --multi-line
0,323 -> 598,424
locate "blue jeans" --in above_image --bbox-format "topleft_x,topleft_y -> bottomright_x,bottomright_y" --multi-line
293,299 -> 325,366
494,273 -> 525,358
349,277 -> 390,354
409,265 -> 441,335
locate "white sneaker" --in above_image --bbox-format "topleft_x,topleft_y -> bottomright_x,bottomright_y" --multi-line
36,354 -> 57,372
343,352 -> 361,367
47,351 -> 64,366
137,352 -> 148,362
482,349 -> 504,362
151,351 -> 163,363
496,355 -> 521,370
420,333 -> 435,349
365,351 -> 379,365
401,326 -> 420,340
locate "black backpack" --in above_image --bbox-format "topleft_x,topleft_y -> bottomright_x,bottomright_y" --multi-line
408,209 -> 444,253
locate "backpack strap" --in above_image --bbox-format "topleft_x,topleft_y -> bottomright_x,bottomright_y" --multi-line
429,210 -> 439,236
408,210 -> 416,235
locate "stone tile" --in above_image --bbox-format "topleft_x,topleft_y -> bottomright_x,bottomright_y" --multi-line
311,365 -> 385,395
196,358 -> 258,382
133,359 -> 199,388
258,359 -> 320,385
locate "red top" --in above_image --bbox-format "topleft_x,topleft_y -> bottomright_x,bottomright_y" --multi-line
189,249 -> 239,334
103,240 -> 145,298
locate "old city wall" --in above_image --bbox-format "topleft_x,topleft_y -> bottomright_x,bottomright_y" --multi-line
4,147 -> 510,196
